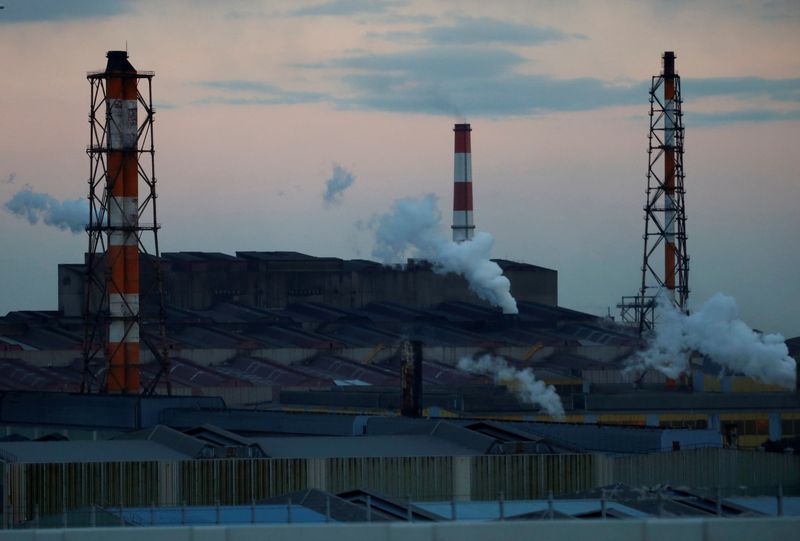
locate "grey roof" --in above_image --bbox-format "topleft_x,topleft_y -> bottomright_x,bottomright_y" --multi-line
253,434 -> 486,458
0,391 -> 225,429
160,409 -> 367,436
0,440 -> 191,463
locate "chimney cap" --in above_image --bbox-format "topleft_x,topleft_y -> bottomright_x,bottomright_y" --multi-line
453,123 -> 471,131
105,50 -> 136,74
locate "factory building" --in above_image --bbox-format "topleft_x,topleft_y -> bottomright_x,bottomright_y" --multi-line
57,252 -> 558,316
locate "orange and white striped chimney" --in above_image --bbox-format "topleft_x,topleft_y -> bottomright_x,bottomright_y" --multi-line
663,52 -> 677,301
105,51 -> 140,393
452,123 -> 474,242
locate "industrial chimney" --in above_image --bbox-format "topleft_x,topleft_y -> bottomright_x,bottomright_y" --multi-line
104,51 -> 141,393
662,51 -> 679,303
452,124 -> 474,243
83,51 -> 170,394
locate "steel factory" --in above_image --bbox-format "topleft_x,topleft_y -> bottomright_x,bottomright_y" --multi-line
0,49 -> 798,538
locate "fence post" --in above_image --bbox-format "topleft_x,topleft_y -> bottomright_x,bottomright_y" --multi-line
451,496 -> 457,521
62,504 -> 68,528
34,504 -> 39,529
548,490 -> 554,519
777,485 -> 784,517
215,500 -> 221,525
406,495 -> 413,522
498,491 -> 505,521
90,504 -> 96,528
325,495 -> 331,523
251,499 -> 256,524
150,502 -> 155,526
119,502 -> 125,527
601,489 -> 607,520
181,501 -> 186,525
287,497 -> 293,524
366,495 -> 372,523
715,487 -> 722,516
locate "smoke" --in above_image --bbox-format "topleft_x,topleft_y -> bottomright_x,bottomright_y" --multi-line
4,186 -> 87,234
323,164 -> 355,207
629,293 -> 796,389
370,194 -> 518,314
2,173 -> 15,184
458,355 -> 565,417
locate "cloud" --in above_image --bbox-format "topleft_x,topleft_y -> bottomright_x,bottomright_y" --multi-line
377,16 -> 583,46
195,80 -> 325,106
323,164 -> 355,207
687,108 -> 800,126
685,77 -> 800,102
287,0 -> 408,17
319,46 -> 644,116
307,48 -> 800,118
0,0 -> 133,23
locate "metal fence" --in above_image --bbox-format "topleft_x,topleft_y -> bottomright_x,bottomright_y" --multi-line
2,449 -> 799,525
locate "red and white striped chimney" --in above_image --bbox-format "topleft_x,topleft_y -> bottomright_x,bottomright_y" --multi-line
105,51 -> 140,393
452,123 -> 474,242
663,52 -> 677,302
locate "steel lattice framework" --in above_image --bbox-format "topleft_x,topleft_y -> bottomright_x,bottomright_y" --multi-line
81,53 -> 171,394
620,52 -> 689,334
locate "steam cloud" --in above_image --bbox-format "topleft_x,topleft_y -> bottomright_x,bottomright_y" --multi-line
4,186 -> 87,234
458,355 -> 565,417
323,164 -> 355,206
2,173 -> 15,184
629,293 -> 796,389
371,194 -> 518,314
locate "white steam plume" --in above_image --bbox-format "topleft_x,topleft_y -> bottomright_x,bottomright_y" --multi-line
323,164 -> 355,206
371,194 -> 518,314
458,355 -> 565,417
629,293 -> 796,389
4,186 -> 87,234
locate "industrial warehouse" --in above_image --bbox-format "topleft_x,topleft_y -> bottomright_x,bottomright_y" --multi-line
0,25 -> 799,541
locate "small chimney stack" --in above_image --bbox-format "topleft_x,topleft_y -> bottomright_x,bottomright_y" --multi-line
400,340 -> 423,417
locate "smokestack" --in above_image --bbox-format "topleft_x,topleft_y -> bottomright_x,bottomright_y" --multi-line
104,50 -> 140,393
452,123 -> 474,243
663,51 -> 677,302
400,340 -> 423,417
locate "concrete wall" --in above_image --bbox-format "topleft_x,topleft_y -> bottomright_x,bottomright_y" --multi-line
0,517 -> 798,541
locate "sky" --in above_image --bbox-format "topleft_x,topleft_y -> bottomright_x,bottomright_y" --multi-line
0,0 -> 798,337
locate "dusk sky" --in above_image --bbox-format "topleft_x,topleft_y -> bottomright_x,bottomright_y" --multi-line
1,0 -> 798,337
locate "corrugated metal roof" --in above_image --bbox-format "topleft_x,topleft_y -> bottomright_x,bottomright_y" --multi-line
224,356 -> 328,386
291,355 -> 397,385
